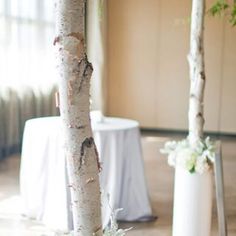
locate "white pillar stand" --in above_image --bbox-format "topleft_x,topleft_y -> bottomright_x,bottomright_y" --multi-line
172,167 -> 213,236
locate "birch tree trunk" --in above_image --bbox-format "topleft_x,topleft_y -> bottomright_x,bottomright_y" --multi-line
188,0 -> 206,146
54,0 -> 102,235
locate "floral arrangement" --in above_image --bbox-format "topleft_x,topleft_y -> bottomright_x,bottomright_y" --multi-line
103,208 -> 132,236
160,137 -> 215,174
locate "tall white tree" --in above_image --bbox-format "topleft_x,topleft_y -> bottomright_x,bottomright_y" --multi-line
189,0 -> 236,144
188,0 -> 206,146
54,0 -> 102,235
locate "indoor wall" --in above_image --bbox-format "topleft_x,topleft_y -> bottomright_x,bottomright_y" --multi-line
107,0 -> 236,134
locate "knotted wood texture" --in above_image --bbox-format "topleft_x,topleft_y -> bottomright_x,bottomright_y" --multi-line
54,0 -> 102,235
188,0 -> 206,146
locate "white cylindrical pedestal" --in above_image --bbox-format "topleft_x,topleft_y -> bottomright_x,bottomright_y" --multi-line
172,167 -> 213,236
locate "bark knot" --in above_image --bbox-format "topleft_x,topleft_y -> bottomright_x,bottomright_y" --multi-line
53,36 -> 61,46
78,137 -> 102,172
196,112 -> 202,118
93,225 -> 102,235
67,56 -> 93,105
200,71 -> 206,81
81,137 -> 94,156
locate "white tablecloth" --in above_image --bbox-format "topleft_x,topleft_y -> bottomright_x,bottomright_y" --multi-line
20,116 -> 153,231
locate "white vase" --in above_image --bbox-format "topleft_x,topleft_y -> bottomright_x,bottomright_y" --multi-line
172,167 -> 213,236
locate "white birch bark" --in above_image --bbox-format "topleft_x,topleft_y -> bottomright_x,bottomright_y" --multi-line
54,0 -> 102,235
188,0 -> 206,146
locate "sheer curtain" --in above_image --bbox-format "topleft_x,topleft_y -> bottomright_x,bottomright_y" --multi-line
86,0 -> 107,114
0,0 -> 58,160
0,0 -> 108,160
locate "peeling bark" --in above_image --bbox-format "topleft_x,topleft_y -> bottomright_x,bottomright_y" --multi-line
55,0 -> 102,235
188,0 -> 206,146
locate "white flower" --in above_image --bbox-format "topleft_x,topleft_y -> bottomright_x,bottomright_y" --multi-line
167,152 -> 176,167
176,149 -> 197,172
160,140 -> 177,154
160,137 -> 215,174
195,155 -> 210,174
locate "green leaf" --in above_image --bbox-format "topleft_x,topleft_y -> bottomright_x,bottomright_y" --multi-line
208,0 -> 229,16
189,166 -> 195,174
208,0 -> 236,26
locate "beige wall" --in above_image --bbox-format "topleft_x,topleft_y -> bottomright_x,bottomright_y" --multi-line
107,0 -> 236,133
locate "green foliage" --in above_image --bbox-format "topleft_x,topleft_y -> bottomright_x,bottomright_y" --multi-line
208,0 -> 229,16
103,208 -> 132,236
208,0 -> 236,26
160,137 -> 215,174
189,166 -> 195,174
230,3 -> 236,25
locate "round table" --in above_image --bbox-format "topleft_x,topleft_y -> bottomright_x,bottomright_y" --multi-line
20,116 -> 153,231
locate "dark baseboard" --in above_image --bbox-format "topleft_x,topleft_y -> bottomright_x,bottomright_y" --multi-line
0,144 -> 21,161
140,128 -> 236,140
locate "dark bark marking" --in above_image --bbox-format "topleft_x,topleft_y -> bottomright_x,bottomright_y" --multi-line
190,94 -> 201,103
79,137 -> 102,172
53,36 -> 61,45
80,137 -> 94,156
83,61 -> 93,77
68,183 -> 76,191
93,143 -> 102,172
198,36 -> 202,52
77,56 -> 93,77
67,56 -> 93,105
93,225 -> 102,235
86,177 -> 95,184
78,137 -> 94,170
200,71 -> 206,80
78,58 -> 93,93
68,124 -> 85,129
196,112 -> 205,125
196,112 -> 202,118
